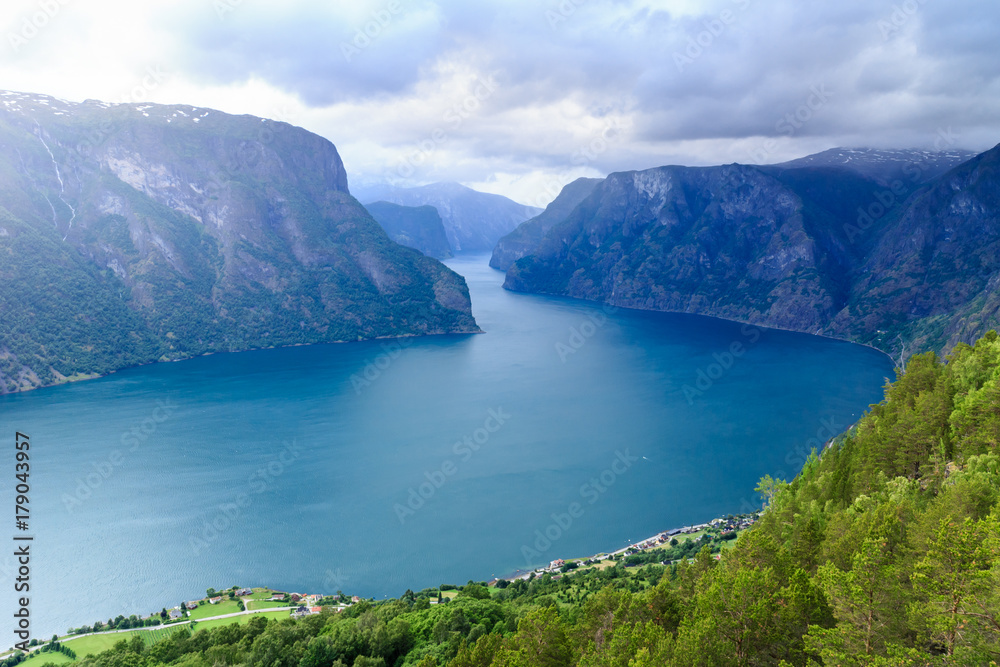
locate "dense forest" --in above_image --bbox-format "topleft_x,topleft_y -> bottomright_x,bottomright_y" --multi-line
30,332 -> 1000,665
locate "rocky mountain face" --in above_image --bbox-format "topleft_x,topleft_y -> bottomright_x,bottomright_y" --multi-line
358,182 -> 541,252
776,147 -> 977,186
364,201 -> 452,259
503,147 -> 1000,357
0,91 -> 479,393
490,177 -> 602,271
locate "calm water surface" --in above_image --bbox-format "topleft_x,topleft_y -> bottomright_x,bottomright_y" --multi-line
0,254 -> 894,636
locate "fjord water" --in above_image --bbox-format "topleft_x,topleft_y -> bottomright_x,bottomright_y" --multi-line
0,255 -> 893,637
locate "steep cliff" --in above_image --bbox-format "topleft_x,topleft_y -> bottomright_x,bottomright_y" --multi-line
504,147 -> 998,357
490,177 -> 602,271
364,201 -> 452,259
359,182 -> 540,252
0,91 -> 479,393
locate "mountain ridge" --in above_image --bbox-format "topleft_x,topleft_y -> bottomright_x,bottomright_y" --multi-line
0,90 -> 480,393
501,145 -> 998,358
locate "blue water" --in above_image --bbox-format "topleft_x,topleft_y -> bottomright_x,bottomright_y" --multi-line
0,254 -> 893,638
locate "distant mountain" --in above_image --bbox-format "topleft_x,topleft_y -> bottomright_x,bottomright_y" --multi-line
364,201 -> 452,259
0,91 -> 479,393
359,182 -> 541,252
490,177 -> 602,271
775,147 -> 976,185
503,145 -> 1000,357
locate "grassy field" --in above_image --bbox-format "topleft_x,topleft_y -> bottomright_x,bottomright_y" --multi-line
188,599 -> 241,619
246,588 -> 281,600
66,631 -> 142,657
191,611 -> 289,633
65,624 -> 189,657
48,611 -> 291,661
19,651 -> 75,667
246,600 -> 289,611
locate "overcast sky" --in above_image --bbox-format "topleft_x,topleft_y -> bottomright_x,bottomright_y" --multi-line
2,0 -> 998,206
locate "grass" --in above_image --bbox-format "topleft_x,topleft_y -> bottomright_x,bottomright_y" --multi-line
56,611 -> 291,660
191,611 -> 289,633
65,625 -> 188,658
139,627 -> 186,647
66,632 -> 140,657
246,600 -> 289,611
188,599 -> 241,619
19,652 -> 75,667
246,588 -> 280,600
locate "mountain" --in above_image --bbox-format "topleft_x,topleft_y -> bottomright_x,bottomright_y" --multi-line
776,146 -> 976,185
358,182 -> 541,252
363,201 -> 452,259
503,146 -> 1000,357
489,177 -> 602,270
0,91 -> 479,393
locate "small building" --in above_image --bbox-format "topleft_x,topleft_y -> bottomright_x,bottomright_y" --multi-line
550,559 -> 565,569
209,597 -> 223,604
187,601 -> 201,609
309,606 -> 322,614
351,596 -> 361,603
169,610 -> 183,620
236,588 -> 253,596
290,594 -> 302,602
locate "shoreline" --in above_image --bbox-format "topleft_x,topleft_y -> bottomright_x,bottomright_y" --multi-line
495,512 -> 760,583
0,328 -> 483,397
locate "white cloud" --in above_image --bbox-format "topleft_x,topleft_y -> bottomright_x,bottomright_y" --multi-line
1,0 -> 998,206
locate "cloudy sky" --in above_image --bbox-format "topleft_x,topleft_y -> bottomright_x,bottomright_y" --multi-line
1,0 -> 998,206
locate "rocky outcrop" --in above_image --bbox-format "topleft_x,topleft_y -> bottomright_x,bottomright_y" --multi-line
364,201 -> 452,259
490,177 -> 602,271
360,182 -> 540,252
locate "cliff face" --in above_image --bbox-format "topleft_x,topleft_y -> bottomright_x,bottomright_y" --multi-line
830,147 -> 1000,354
360,182 -> 541,252
503,147 -> 1000,357
364,201 -> 452,259
490,177 -> 602,271
0,91 -> 479,393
